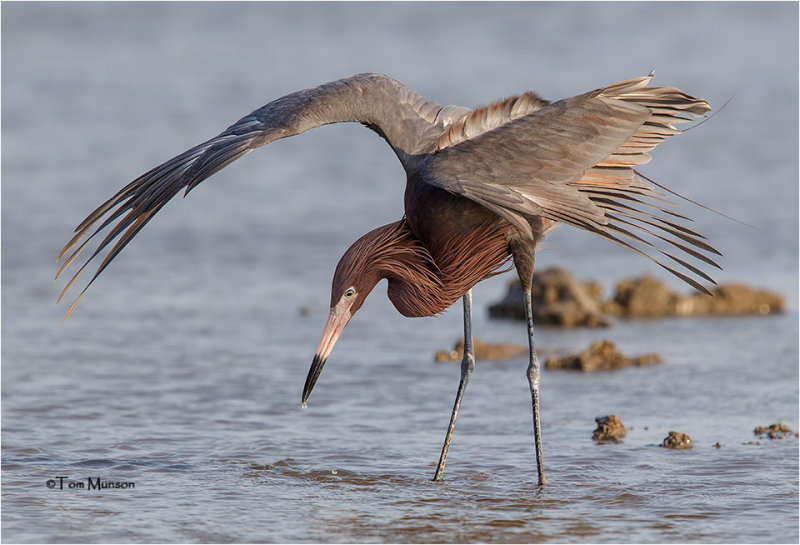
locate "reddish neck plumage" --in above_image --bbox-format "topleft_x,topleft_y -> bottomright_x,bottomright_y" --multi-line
334,219 -> 511,318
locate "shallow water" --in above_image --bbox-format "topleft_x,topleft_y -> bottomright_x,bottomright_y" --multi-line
3,2 -> 798,543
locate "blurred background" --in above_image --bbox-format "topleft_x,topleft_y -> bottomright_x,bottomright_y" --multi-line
3,3 -> 797,543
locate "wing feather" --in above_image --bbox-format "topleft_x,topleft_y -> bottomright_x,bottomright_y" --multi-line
56,74 -> 448,316
421,74 -> 717,291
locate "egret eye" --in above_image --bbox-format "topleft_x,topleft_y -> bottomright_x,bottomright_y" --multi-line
344,288 -> 356,298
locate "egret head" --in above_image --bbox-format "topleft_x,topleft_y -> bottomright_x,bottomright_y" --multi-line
301,226 -> 390,406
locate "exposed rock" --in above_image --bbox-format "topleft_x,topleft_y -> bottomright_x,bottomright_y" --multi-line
602,276 -> 785,318
754,423 -> 794,440
434,338 -> 527,363
602,276 -> 679,318
592,415 -> 627,442
662,431 -> 693,449
488,270 -> 784,325
676,285 -> 785,316
488,268 -> 610,327
544,340 -> 661,372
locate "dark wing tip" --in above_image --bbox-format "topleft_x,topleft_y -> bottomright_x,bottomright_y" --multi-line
56,132 -> 262,317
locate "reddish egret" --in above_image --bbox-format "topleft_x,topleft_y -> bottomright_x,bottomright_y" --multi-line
57,73 -> 717,484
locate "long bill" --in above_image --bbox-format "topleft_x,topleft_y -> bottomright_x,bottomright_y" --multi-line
302,308 -> 351,407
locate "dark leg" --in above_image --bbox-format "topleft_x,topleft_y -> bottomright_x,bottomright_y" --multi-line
433,289 -> 475,482
524,288 -> 547,485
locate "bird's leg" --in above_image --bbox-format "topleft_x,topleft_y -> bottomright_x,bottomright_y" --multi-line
433,289 -> 475,482
524,287 -> 547,486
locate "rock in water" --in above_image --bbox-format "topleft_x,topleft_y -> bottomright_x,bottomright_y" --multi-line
662,431 -> 693,449
434,338 -> 527,362
545,340 -> 661,372
676,285 -> 785,316
754,423 -> 794,440
488,267 -> 610,327
602,275 -> 678,318
603,276 -> 785,318
592,415 -> 627,442
490,270 -> 785,324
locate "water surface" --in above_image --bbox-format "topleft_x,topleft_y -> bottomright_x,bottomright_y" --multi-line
3,3 -> 798,543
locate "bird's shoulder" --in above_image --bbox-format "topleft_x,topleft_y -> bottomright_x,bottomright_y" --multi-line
434,92 -> 551,152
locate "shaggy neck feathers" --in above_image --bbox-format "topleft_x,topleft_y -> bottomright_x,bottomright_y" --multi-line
336,219 -> 510,318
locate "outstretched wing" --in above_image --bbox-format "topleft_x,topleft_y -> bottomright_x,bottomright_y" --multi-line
56,74 -> 450,318
421,73 -> 718,293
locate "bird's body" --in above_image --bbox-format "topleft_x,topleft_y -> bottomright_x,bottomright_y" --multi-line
57,73 -> 716,484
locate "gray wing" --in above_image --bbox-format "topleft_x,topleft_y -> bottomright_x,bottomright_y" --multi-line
421,74 -> 719,293
56,73 -> 450,317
